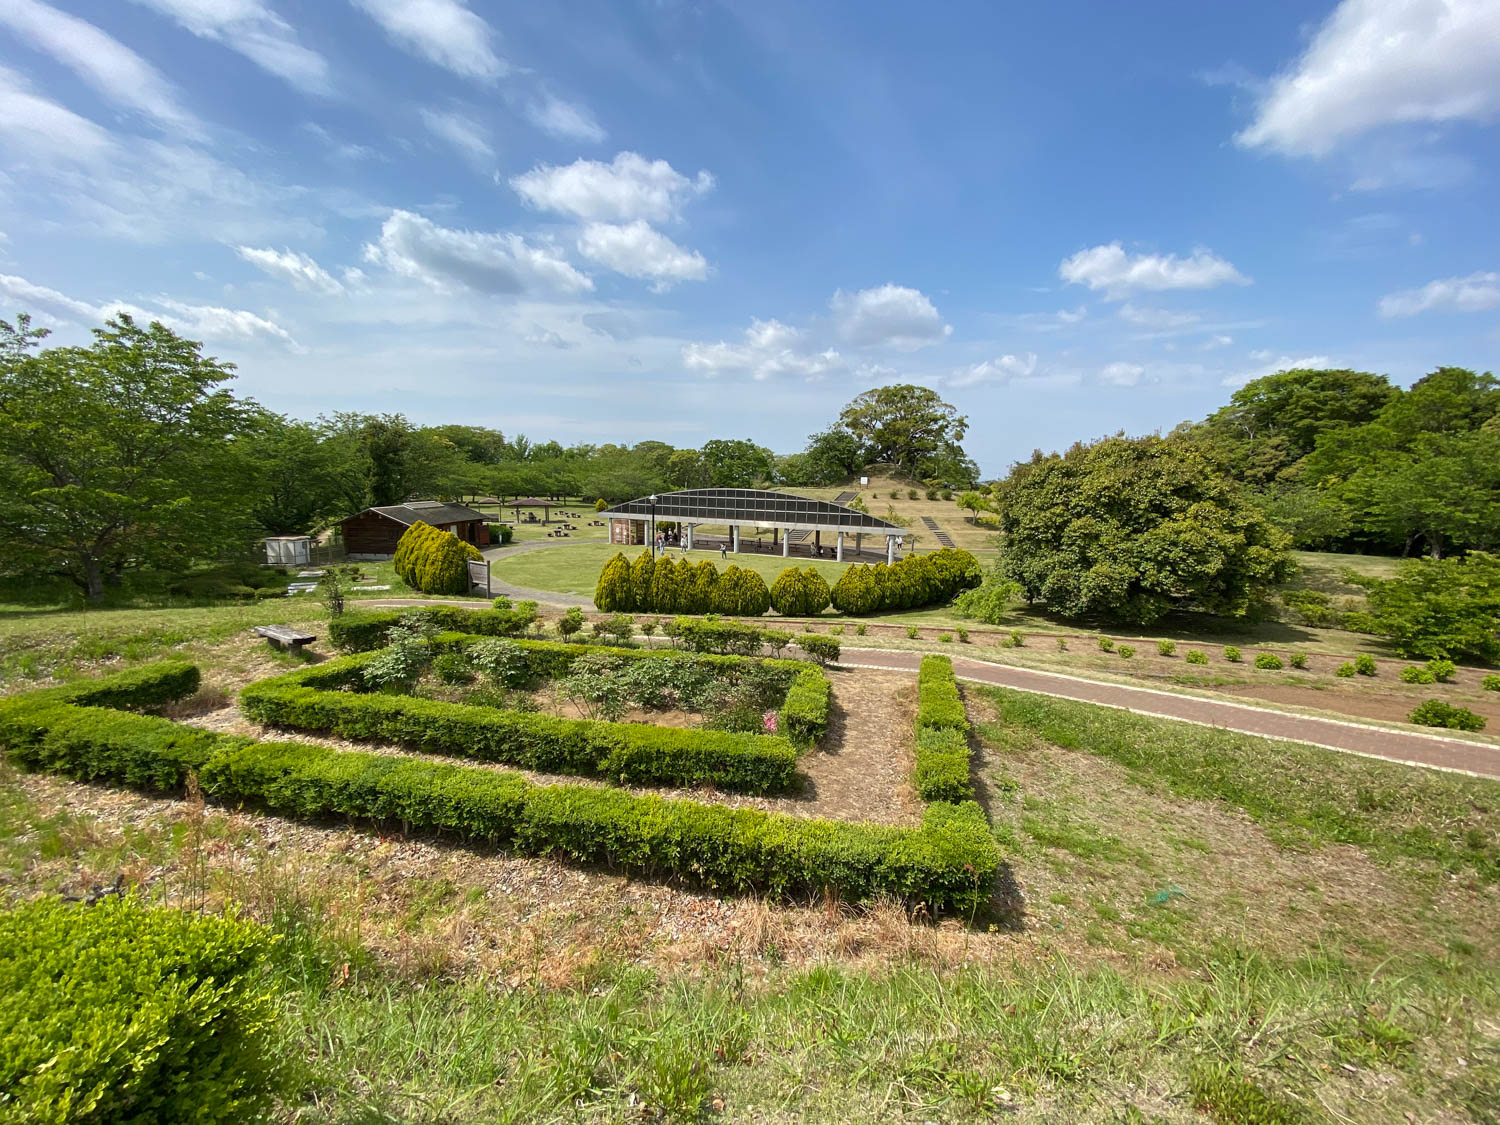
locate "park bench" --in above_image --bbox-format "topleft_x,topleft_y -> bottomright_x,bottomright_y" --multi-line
252,625 -> 317,652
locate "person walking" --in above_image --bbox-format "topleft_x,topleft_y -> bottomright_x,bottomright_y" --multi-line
719,542 -> 727,560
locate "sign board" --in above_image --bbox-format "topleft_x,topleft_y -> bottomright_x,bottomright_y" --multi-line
859,476 -> 869,486
466,558 -> 491,598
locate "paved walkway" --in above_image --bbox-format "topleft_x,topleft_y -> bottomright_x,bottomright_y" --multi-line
478,539 -> 592,607
842,648 -> 1500,780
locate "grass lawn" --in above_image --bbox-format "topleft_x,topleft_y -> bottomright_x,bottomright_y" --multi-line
3,634 -> 1497,1123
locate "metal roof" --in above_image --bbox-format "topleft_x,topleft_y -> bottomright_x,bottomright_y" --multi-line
600,488 -> 900,535
365,501 -> 488,527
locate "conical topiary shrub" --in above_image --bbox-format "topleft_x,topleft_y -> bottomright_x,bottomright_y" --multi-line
594,552 -> 634,611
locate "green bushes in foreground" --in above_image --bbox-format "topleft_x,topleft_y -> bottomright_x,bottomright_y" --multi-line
0,897 -> 283,1123
917,654 -> 969,734
0,669 -> 999,912
1408,700 -> 1487,732
913,655 -> 974,802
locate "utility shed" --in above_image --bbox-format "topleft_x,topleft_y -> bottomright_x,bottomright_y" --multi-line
339,501 -> 490,560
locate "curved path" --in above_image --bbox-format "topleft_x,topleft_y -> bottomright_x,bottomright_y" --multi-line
479,539 -> 592,607
842,648 -> 1500,780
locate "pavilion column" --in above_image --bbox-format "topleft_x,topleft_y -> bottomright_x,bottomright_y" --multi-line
886,535 -> 895,565
782,529 -> 790,558
685,523 -> 694,549
855,532 -> 862,557
731,525 -> 740,552
836,532 -> 844,562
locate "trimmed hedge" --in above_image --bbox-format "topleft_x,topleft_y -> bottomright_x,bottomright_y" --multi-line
3,660 -> 201,714
770,567 -> 831,617
0,897 -> 282,1123
330,605 -> 537,652
912,655 -> 974,802
393,521 -> 483,595
0,668 -> 1000,912
830,548 -> 983,615
780,666 -> 831,744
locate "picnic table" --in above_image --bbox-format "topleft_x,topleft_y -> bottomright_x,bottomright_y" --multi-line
252,625 -> 317,652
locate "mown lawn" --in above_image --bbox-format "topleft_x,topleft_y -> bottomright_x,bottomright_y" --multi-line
3,635 -> 1497,1123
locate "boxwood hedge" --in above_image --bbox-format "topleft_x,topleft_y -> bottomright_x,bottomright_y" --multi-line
0,666 -> 999,912
912,655 -> 975,802
330,605 -> 537,652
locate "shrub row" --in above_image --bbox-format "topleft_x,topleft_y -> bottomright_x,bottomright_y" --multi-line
596,553 -> 772,616
779,666 -> 831,744
770,568 -> 832,617
241,671 -> 800,795
6,659 -> 201,713
0,670 -> 999,912
0,897 -> 282,1123
830,548 -> 983,615
912,655 -> 974,801
330,604 -> 538,652
393,520 -> 483,595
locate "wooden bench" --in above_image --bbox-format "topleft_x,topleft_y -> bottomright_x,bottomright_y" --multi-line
253,625 -> 317,652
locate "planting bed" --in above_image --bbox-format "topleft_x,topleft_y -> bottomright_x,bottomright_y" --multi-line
0,614 -> 1000,911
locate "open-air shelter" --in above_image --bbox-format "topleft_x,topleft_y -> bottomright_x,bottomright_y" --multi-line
504,497 -> 559,525
600,488 -> 905,563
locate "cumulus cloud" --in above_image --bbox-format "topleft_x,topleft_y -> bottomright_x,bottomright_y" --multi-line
830,284 -> 952,349
1223,353 -> 1332,389
1117,303 -> 1200,329
511,152 -> 714,223
235,246 -> 344,295
1378,271 -> 1500,317
0,0 -> 200,135
0,271 -> 298,348
682,318 -> 842,381
129,0 -> 331,95
1236,0 -> 1500,158
950,353 -> 1038,388
524,93 -> 605,143
361,209 -> 592,296
1059,242 -> 1249,298
420,107 -> 493,165
1099,361 -> 1146,386
576,221 -> 707,290
350,0 -> 505,83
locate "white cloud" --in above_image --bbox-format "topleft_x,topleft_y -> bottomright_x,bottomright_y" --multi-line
1236,0 -> 1500,158
511,152 -> 714,223
682,318 -> 842,381
235,246 -> 344,295
525,94 -> 605,143
420,108 -> 493,165
1060,242 -> 1249,298
362,209 -> 592,296
350,0 -> 505,83
1099,361 -> 1146,386
1223,353 -> 1331,389
1377,271 -> 1500,317
950,353 -> 1038,388
830,284 -> 952,349
129,0 -> 331,95
576,221 -> 707,290
0,0 -> 200,135
1054,305 -> 1087,324
1203,334 -> 1234,350
0,271 -> 298,348
1118,303 -> 1200,329
301,122 -> 379,163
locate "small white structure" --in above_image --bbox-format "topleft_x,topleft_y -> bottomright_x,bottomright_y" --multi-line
264,535 -> 312,567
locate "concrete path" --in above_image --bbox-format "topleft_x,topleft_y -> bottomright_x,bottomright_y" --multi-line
478,539 -> 592,607
842,648 -> 1500,780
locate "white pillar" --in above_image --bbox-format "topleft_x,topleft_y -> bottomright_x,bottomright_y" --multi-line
886,535 -> 895,565
685,523 -> 694,550
836,531 -> 844,562
855,532 -> 863,557
731,525 -> 740,552
782,529 -> 790,557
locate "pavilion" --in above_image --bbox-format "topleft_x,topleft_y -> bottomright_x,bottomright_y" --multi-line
502,497 -> 561,525
600,488 -> 906,563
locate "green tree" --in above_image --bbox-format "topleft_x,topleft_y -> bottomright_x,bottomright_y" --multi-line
770,567 -> 831,617
698,438 -> 775,488
245,415 -> 364,534
0,313 -> 259,599
1349,552 -> 1500,662
996,435 -> 1293,623
803,427 -> 866,484
956,490 -> 988,523
594,552 -> 634,612
629,551 -> 657,610
833,384 -> 970,480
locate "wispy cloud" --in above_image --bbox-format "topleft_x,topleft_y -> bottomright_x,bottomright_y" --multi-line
129,0 -> 332,95
350,0 -> 506,83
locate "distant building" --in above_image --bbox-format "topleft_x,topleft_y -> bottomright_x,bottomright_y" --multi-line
339,501 -> 489,560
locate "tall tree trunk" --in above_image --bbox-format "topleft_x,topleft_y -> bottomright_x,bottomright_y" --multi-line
82,554 -> 104,601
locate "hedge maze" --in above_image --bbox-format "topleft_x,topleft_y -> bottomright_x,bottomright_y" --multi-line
0,619 -> 1001,912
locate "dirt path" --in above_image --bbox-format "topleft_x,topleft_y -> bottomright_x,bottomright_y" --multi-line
841,648 -> 1500,780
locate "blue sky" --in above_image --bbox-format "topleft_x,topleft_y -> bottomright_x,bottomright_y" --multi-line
0,0 -> 1497,475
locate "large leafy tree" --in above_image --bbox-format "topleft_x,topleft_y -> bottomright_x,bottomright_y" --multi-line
245,415 -> 366,534
698,438 -> 774,488
832,384 -> 971,481
996,435 -> 1292,623
0,314 -> 260,599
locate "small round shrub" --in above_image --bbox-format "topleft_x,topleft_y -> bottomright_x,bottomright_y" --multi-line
1289,653 -> 1308,669
906,625 -> 920,639
1223,646 -> 1242,663
492,595 -> 513,610
1354,653 -> 1377,676
1484,674 -> 1500,692
956,627 -> 969,643
907,489 -> 919,500
1401,665 -> 1436,685
640,619 -> 657,637
1008,630 -> 1025,648
1253,653 -> 1283,670
1117,645 -> 1135,659
1097,636 -> 1115,652
1426,659 -> 1457,683
555,606 -> 584,639
830,624 -> 845,635
856,623 -> 867,636
1185,650 -> 1208,665
938,632 -> 953,643
1409,699 -> 1486,732
1336,662 -> 1356,678
1157,640 -> 1176,657
1056,637 -> 1068,651
594,498 -> 608,512
433,651 -> 473,685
